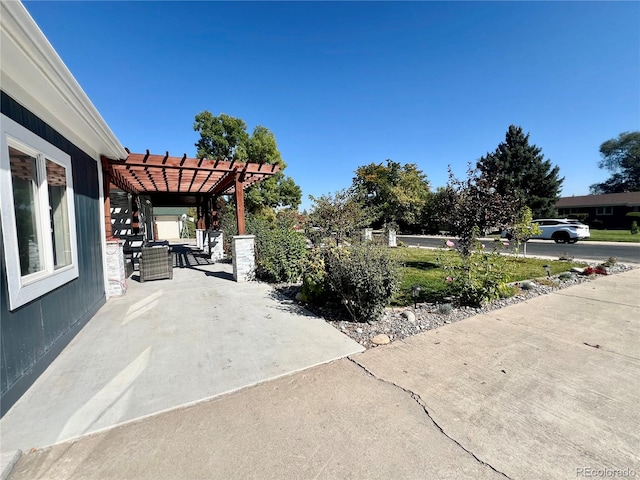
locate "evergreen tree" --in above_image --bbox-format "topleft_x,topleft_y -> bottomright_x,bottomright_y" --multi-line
477,125 -> 563,218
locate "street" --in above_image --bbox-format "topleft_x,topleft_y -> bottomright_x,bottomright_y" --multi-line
397,235 -> 640,264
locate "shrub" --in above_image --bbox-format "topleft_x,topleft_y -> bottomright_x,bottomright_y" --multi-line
631,221 -> 639,235
437,303 -> 453,314
520,280 -> 534,290
437,236 -> 514,307
300,247 -> 326,303
323,243 -> 399,322
247,215 -> 308,283
498,283 -> 518,298
603,256 -> 617,267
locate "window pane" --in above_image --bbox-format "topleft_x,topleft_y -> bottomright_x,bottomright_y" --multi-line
9,146 -> 44,276
46,159 -> 72,269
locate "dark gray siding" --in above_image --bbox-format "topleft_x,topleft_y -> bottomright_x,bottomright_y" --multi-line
1,92 -> 106,416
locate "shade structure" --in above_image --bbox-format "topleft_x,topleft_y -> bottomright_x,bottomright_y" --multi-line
102,150 -> 280,236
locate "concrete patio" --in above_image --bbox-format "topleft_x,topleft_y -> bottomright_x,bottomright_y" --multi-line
0,243 -> 364,452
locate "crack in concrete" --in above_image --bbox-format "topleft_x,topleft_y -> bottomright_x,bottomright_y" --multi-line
347,356 -> 513,480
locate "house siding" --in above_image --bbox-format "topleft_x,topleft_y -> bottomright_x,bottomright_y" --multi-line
0,92 -> 106,416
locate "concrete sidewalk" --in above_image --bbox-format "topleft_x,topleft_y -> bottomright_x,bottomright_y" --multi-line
5,269 -> 639,479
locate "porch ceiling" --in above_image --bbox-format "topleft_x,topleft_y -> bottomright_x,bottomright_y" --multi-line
105,150 -> 280,197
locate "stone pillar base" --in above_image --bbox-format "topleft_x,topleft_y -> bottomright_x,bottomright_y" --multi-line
208,231 -> 225,261
388,229 -> 397,247
232,235 -> 255,282
106,240 -> 127,296
196,229 -> 205,249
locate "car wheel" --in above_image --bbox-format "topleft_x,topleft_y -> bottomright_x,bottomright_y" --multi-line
567,238 -> 578,244
553,232 -> 569,244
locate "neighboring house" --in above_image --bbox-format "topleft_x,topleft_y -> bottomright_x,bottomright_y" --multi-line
0,2 -> 127,415
153,207 -> 192,240
557,192 -> 640,229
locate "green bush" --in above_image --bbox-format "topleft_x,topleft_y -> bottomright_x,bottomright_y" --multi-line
301,247 -> 327,303
437,237 -> 514,307
520,280 -> 534,290
324,243 -> 399,323
437,303 -> 453,314
631,221 -> 639,235
247,215 -> 308,283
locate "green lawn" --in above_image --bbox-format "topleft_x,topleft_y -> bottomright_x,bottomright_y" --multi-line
583,230 -> 640,243
391,247 -> 587,306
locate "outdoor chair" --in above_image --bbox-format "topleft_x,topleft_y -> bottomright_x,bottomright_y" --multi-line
139,245 -> 173,282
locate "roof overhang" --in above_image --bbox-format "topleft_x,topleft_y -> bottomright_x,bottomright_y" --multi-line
0,1 -> 127,162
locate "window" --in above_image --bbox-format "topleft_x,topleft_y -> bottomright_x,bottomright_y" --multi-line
596,206 -> 613,215
1,115 -> 78,310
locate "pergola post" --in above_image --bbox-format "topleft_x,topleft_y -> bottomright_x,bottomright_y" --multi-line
234,171 -> 246,235
101,157 -> 113,238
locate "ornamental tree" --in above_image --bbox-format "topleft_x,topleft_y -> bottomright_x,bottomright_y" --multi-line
436,165 -> 519,257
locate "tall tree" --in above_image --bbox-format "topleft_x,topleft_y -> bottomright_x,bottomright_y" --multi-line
193,111 -> 301,212
590,131 -> 640,194
477,125 -> 563,218
352,159 -> 431,230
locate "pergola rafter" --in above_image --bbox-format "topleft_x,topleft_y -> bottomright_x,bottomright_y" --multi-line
101,150 -> 280,237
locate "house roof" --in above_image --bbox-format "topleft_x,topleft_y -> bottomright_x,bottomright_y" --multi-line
153,207 -> 189,216
557,192 -> 640,208
0,1 -> 127,162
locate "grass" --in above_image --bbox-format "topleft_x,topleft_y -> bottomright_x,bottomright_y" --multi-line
582,230 -> 640,243
391,247 -> 587,306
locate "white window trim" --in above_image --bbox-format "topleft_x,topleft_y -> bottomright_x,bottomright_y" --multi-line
1,114 -> 79,310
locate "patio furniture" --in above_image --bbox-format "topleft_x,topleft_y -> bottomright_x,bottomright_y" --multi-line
139,245 -> 173,282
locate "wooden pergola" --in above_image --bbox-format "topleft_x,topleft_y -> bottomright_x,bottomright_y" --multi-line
101,150 -> 280,238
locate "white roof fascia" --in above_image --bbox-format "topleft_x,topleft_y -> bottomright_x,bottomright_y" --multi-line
0,1 -> 127,161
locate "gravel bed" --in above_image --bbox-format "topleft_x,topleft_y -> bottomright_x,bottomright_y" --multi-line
275,263 -> 635,349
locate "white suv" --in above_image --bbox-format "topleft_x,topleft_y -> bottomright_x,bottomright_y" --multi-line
502,219 -> 590,244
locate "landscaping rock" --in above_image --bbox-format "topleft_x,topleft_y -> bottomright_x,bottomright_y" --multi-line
371,334 -> 390,345
402,310 -> 416,324
275,262 -> 635,350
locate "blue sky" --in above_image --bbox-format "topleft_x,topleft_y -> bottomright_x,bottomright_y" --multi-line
24,1 -> 640,211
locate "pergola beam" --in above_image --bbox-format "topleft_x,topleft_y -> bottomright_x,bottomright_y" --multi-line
105,150 -> 280,241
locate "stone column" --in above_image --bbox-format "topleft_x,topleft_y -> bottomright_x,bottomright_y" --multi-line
362,228 -> 373,242
105,239 -> 126,296
209,231 -> 225,261
232,235 -> 255,282
196,229 -> 204,249
388,229 -> 397,247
